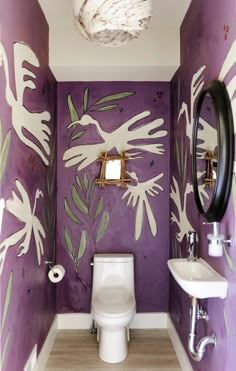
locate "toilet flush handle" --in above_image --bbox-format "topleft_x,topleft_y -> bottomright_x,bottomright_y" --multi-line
90,262 -> 94,266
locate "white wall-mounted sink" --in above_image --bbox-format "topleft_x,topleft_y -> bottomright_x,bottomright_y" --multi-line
168,258 -> 228,299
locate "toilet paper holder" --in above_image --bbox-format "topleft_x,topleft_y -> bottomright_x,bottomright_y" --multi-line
45,260 -> 53,269
46,261 -> 65,283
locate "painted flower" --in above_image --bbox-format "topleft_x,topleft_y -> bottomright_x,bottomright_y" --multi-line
0,180 -> 45,275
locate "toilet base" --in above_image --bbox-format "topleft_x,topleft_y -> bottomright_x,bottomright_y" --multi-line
98,327 -> 128,363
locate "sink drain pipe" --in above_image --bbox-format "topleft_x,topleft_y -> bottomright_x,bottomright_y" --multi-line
188,297 -> 217,362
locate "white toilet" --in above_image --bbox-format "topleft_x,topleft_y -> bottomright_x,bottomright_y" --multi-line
91,253 -> 136,363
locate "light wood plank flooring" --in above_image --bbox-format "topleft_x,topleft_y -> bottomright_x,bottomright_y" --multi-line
45,329 -> 181,371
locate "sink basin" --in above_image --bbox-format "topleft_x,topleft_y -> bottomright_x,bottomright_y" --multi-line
168,258 -> 228,299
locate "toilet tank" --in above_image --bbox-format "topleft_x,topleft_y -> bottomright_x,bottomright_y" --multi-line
92,254 -> 135,295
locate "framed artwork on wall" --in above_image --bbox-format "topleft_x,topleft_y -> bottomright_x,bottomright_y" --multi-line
96,152 -> 131,188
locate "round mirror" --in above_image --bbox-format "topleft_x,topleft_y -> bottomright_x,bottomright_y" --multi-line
192,80 -> 234,222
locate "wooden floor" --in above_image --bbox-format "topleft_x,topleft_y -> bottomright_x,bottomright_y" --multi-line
45,329 -> 181,371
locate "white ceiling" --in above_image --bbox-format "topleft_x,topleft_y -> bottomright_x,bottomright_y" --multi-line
38,0 -> 191,81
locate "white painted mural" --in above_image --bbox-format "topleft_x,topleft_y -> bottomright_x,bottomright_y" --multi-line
122,171 -> 164,240
0,42 -> 51,165
170,177 -> 194,242
63,88 -> 169,241
171,39 -> 236,244
0,180 -> 45,275
178,65 -> 206,151
219,40 -> 236,131
63,111 -> 168,170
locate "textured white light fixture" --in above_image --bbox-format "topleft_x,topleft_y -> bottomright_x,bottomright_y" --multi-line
73,0 -> 152,47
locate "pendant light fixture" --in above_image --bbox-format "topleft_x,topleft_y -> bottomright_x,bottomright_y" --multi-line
73,0 -> 152,47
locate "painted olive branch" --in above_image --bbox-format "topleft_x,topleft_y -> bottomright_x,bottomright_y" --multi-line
64,173 -> 110,285
0,120 -> 11,181
1,271 -> 13,369
67,89 -> 136,142
64,227 -> 89,287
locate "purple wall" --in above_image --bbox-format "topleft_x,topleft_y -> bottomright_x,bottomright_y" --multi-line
170,1 -> 236,370
57,82 -> 170,313
0,1 -> 57,371
2,1 -> 235,370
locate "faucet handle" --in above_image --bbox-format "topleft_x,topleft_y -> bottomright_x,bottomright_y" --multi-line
187,231 -> 198,261
187,231 -> 197,244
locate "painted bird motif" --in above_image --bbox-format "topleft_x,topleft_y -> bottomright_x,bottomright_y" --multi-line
63,111 -> 168,170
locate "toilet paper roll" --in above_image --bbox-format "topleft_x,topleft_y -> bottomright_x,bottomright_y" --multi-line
48,264 -> 65,283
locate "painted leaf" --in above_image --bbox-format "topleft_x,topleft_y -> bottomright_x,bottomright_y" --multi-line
1,271 -> 13,332
84,173 -> 89,191
224,246 -> 234,272
183,151 -> 187,185
94,91 -> 135,105
224,307 -> 230,337
50,162 -> 56,196
96,211 -> 109,243
51,207 -> 56,231
94,104 -> 118,111
175,138 -> 181,178
71,185 -> 89,215
47,204 -> 52,227
70,130 -> 86,142
67,94 -> 79,123
83,88 -> 89,112
180,134 -> 184,175
48,161 -> 56,197
47,173 -> 50,198
0,130 -> 11,181
76,175 -> 82,190
43,209 -> 49,233
0,120 -> 2,145
95,197 -> 103,219
49,137 -> 56,167
172,239 -> 177,258
77,230 -> 87,263
64,227 -> 74,258
1,330 -> 10,369
89,179 -> 96,201
47,205 -> 52,233
52,239 -> 56,263
64,198 -> 83,224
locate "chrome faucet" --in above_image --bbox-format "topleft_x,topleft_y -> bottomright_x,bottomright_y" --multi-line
187,231 -> 198,261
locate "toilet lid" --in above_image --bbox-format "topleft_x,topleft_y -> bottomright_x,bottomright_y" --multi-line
91,287 -> 136,318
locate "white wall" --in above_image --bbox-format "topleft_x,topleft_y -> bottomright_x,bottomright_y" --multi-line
49,26 -> 180,81
38,0 -> 191,81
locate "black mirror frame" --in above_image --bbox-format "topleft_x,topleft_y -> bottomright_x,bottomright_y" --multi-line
192,80 -> 234,222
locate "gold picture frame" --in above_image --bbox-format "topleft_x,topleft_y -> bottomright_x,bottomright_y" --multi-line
96,152 -> 130,188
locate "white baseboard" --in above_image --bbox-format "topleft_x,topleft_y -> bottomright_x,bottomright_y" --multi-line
34,316 -> 58,371
24,344 -> 37,371
130,313 -> 167,328
57,313 -> 92,329
167,314 -> 193,371
57,312 -> 168,330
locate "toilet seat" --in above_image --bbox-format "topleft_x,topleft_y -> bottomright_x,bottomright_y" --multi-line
91,287 -> 135,318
